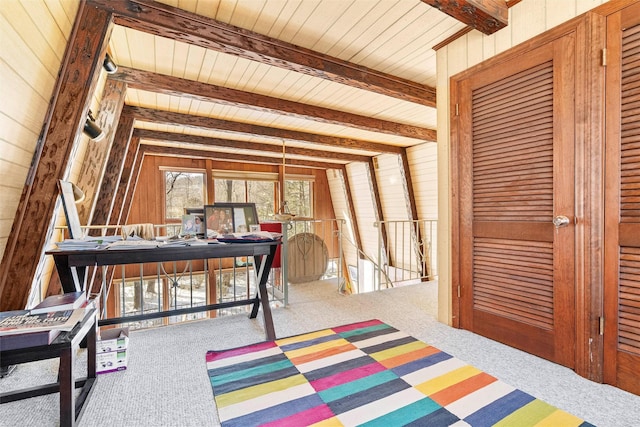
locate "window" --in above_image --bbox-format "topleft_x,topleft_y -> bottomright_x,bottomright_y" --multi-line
285,179 -> 313,218
213,171 -> 313,220
214,171 -> 277,221
164,170 -> 205,220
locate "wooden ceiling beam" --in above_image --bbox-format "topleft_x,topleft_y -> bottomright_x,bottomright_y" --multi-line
110,67 -> 435,141
141,144 -> 341,170
134,129 -> 369,163
88,0 -> 435,107
422,0 -> 508,35
126,106 -> 404,154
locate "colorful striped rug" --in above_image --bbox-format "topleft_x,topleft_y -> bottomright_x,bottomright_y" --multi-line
206,319 -> 593,426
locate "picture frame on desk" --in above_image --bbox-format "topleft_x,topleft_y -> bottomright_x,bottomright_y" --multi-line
204,204 -> 232,235
181,214 -> 198,235
184,208 -> 205,237
205,203 -> 258,235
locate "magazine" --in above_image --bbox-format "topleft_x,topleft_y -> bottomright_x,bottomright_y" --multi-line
0,308 -> 85,336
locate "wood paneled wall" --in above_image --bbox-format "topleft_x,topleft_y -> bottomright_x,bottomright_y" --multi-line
127,154 -> 336,229
375,154 -> 411,222
327,169 -> 359,270
0,1 -> 79,259
345,162 -> 379,261
408,143 -> 438,220
0,0 -> 82,304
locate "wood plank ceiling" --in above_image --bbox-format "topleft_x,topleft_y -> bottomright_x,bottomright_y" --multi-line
0,0 -> 511,310
98,0 -> 504,167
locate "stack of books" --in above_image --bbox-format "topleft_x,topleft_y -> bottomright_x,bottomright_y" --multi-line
0,292 -> 87,351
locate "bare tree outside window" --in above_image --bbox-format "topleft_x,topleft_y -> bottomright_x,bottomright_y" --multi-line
285,180 -> 312,218
215,179 -> 244,203
248,181 -> 275,220
213,176 -> 311,220
215,179 -> 275,220
165,171 -> 205,220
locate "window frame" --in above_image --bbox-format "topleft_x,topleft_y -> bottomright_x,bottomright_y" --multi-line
161,167 -> 207,223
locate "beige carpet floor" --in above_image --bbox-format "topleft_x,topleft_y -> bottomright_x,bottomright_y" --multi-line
1,280 -> 639,426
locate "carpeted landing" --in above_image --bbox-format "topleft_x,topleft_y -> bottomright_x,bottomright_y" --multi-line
206,319 -> 593,427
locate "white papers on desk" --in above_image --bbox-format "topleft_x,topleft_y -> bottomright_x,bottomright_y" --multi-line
56,238 -> 110,250
159,237 -> 208,247
216,231 -> 282,242
107,239 -> 159,250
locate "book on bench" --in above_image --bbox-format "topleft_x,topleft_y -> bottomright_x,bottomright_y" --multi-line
30,291 -> 86,314
0,321 -> 62,350
0,293 -> 88,351
0,308 -> 85,336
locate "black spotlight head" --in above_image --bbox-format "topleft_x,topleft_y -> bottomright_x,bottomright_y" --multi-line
83,111 -> 105,141
103,52 -> 118,74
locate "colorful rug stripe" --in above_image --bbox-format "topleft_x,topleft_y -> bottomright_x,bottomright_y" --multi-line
206,319 -> 594,427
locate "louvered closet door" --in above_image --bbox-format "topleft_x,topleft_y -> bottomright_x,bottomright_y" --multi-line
457,35 -> 576,367
604,2 -> 640,396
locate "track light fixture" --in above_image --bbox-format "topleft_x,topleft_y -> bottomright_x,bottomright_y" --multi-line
83,110 -> 105,141
103,52 -> 118,74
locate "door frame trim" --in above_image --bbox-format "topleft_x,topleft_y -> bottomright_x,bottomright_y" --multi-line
449,5 -> 613,380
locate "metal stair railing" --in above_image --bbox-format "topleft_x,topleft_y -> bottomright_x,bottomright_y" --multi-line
374,219 -> 437,289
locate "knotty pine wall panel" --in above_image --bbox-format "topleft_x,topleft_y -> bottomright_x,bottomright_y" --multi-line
408,143 -> 438,220
346,162 -> 379,262
0,0 -> 80,304
127,156 -> 336,229
408,142 -> 438,277
374,154 -> 411,222
326,169 -> 359,275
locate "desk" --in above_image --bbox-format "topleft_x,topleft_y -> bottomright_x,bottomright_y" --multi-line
47,241 -> 280,340
0,308 -> 97,427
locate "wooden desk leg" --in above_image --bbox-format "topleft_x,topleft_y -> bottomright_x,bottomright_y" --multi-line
252,247 -> 277,340
58,346 -> 76,427
258,280 -> 276,341
53,254 -> 85,293
87,321 -> 96,379
74,317 -> 97,423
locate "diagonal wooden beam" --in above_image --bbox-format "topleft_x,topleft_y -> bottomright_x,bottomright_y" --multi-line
141,144 -> 341,170
119,137 -> 143,225
111,67 -> 435,141
125,106 -> 406,153
422,0 -> 508,35
77,79 -> 128,225
134,129 -> 370,163
88,0 -> 435,107
91,111 -> 135,229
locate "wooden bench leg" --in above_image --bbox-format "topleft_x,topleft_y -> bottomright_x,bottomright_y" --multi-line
58,346 -> 76,427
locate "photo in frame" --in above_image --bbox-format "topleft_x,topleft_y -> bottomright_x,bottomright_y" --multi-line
204,203 -> 259,235
204,205 -> 234,235
184,208 -> 205,236
181,214 -> 197,235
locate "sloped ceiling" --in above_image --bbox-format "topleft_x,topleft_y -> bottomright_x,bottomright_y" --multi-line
0,0 -> 512,310
101,0 -> 480,167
